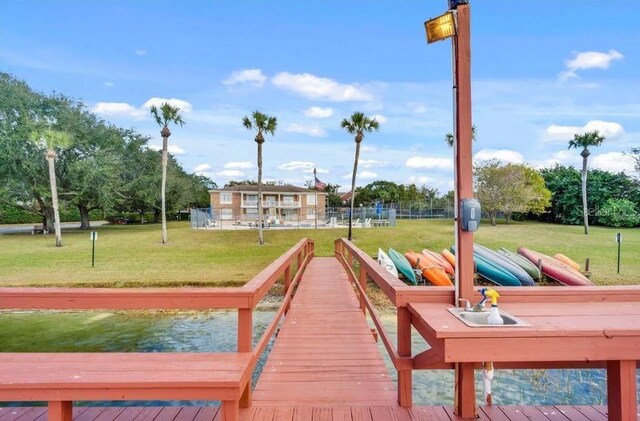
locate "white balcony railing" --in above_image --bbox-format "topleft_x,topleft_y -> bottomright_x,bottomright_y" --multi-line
241,200 -> 300,208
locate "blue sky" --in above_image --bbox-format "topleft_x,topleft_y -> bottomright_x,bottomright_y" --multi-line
2,0 -> 639,192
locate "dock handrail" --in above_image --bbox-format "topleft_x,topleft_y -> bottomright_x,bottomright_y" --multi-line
0,237 -> 316,411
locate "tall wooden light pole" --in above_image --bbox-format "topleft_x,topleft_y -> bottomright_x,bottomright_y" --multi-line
426,1 -> 476,417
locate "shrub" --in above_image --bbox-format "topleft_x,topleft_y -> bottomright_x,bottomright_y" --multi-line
597,199 -> 640,228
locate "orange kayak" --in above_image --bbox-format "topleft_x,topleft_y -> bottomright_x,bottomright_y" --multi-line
442,249 -> 456,269
422,249 -> 455,275
553,253 -> 580,272
404,250 -> 453,287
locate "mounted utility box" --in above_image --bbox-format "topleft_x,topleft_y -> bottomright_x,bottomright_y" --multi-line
460,198 -> 480,232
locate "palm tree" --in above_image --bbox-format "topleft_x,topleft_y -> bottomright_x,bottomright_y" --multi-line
150,103 -> 185,244
444,125 -> 477,147
568,130 -> 605,235
242,111 -> 277,245
340,112 -> 380,241
31,129 -> 73,247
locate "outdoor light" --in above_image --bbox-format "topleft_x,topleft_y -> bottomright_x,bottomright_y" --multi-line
424,11 -> 456,44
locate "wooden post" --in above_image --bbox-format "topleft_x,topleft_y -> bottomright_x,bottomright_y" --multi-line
297,250 -> 303,272
221,400 -> 239,421
397,307 -> 412,407
347,249 -> 352,273
607,360 -> 637,421
48,401 -> 72,421
358,265 -> 367,314
283,265 -> 292,294
237,309 -> 253,408
585,258 -> 590,272
453,4 -> 476,418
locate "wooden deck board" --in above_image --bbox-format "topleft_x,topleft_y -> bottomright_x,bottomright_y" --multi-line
252,257 -> 397,406
1,406 -> 633,421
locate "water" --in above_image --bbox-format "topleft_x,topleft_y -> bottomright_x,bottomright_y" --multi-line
372,313 -> 640,406
0,310 -> 277,407
0,310 -> 637,407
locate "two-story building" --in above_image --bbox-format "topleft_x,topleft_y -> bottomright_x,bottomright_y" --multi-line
210,185 -> 327,224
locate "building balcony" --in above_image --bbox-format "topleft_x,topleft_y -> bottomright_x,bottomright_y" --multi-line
241,201 -> 301,208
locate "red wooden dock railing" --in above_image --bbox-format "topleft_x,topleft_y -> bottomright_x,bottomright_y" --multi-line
334,238 -> 640,420
0,238 -> 315,421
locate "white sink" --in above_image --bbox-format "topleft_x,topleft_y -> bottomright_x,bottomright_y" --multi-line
447,307 -> 529,327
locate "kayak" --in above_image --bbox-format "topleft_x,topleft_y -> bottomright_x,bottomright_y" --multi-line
451,246 -> 521,286
377,248 -> 398,278
497,248 -> 542,281
517,247 -> 593,286
554,253 -> 581,272
405,250 -> 453,287
474,244 -> 535,286
388,248 -> 418,286
422,249 -> 455,275
442,249 -> 456,269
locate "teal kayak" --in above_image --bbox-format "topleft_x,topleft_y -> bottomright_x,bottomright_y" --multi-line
497,248 -> 542,281
450,246 -> 521,287
388,248 -> 418,286
475,244 -> 535,286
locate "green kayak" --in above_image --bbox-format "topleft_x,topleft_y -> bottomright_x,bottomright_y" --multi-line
450,246 -> 521,287
388,248 -> 418,286
497,248 -> 542,281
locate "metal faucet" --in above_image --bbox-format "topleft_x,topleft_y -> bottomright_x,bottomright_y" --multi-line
457,298 -> 471,311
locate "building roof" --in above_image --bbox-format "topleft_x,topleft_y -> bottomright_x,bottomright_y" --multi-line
339,191 -> 353,201
212,185 -> 326,194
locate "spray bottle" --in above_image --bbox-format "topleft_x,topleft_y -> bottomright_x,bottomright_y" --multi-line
484,288 -> 503,325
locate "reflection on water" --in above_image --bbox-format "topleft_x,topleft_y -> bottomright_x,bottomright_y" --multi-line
1,310 -> 637,407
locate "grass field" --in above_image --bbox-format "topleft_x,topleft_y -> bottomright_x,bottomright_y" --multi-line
0,219 -> 637,287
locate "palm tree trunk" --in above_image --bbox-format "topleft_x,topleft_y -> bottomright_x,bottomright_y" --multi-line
161,132 -> 169,244
47,153 -> 62,247
581,154 -> 589,235
257,141 -> 264,245
348,141 -> 361,241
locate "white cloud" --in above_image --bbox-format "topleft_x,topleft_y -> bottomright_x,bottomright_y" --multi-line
135,49 -> 147,56
193,163 -> 211,173
591,152 -> 635,174
304,106 -> 334,119
223,69 -> 266,87
286,123 -> 326,137
559,50 -> 623,81
272,72 -> 373,102
93,97 -> 193,120
309,168 -> 329,174
92,102 -> 144,118
545,120 -> 624,141
342,171 -> 378,180
103,81 -> 114,88
148,144 -> 186,155
474,149 -> 524,164
408,176 -> 437,185
278,161 -> 315,171
361,145 -> 378,153
372,114 -> 387,124
359,159 -> 388,168
142,97 -> 193,113
406,156 -> 452,169
223,161 -> 253,169
216,169 -> 244,177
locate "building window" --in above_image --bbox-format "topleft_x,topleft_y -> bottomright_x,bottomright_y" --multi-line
282,195 -> 294,204
245,208 -> 258,215
220,192 -> 232,204
221,209 -> 233,220
306,207 -> 316,220
306,194 -> 316,206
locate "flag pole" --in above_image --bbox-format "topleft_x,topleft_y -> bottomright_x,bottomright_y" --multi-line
314,168 -> 318,230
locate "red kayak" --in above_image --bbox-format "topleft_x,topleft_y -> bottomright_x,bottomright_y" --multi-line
422,249 -> 455,275
517,247 -> 593,286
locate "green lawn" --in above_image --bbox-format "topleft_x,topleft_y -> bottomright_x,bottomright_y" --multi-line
0,220 -> 637,287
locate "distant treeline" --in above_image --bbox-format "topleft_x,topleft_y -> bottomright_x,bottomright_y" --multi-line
0,73 -> 214,228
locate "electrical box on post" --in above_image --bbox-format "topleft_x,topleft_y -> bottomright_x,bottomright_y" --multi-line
460,198 -> 481,232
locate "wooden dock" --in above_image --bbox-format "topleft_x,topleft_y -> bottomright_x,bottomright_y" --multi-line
0,404 -> 627,421
252,257 -> 397,406
1,239 -> 639,421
